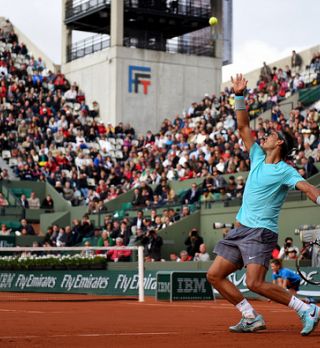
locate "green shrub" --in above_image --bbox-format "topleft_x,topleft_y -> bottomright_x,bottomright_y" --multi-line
0,254 -> 107,270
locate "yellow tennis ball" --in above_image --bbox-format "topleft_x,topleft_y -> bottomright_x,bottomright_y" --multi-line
209,17 -> 218,26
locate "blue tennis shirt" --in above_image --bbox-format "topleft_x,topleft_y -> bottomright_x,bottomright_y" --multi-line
272,268 -> 301,284
236,143 -> 304,233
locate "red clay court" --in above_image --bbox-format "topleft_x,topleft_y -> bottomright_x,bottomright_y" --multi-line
0,294 -> 319,348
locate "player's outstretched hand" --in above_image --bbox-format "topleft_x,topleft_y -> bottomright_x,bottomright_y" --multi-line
231,74 -> 248,95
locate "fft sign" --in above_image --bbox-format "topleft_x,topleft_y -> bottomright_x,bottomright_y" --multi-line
128,65 -> 151,95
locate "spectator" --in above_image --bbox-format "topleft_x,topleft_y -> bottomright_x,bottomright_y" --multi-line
193,243 -> 211,261
180,205 -> 190,218
141,229 -> 163,261
98,230 -> 115,246
78,215 -> 94,241
235,176 -> 245,198
272,244 -> 281,259
0,224 -> 11,236
278,237 -> 300,260
212,168 -> 227,193
179,250 -> 192,262
169,252 -> 181,262
81,241 -> 94,257
56,227 -> 68,247
226,176 -> 237,198
184,182 -> 201,204
260,62 -> 272,81
151,215 -> 163,231
20,218 -> 35,235
131,210 -> 144,231
132,188 -> 143,206
129,227 -> 145,246
107,237 -> 131,262
0,193 -> 9,207
287,248 -> 298,260
291,50 -> 303,73
19,194 -> 29,209
118,221 -> 132,246
70,219 -> 81,245
43,226 -> 57,246
27,191 -> 40,209
184,228 -> 204,258
64,84 -> 77,102
63,182 -> 77,206
200,188 -> 214,208
41,195 -> 54,210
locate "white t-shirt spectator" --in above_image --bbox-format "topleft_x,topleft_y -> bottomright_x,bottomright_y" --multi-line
64,88 -> 77,101
98,138 -> 112,152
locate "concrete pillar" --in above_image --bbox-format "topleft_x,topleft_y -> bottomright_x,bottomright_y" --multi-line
61,0 -> 72,64
211,0 -> 223,59
111,0 -> 124,47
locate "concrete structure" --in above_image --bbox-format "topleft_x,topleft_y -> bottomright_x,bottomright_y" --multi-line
62,45 -> 222,133
61,0 -> 230,134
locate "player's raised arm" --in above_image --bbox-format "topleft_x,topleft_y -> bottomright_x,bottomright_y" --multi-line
295,181 -> 320,205
231,74 -> 255,152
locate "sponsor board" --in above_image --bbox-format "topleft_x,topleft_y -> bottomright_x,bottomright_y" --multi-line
0,268 -> 319,298
213,267 -> 320,299
156,272 -> 214,301
0,270 -> 157,296
0,236 -> 15,247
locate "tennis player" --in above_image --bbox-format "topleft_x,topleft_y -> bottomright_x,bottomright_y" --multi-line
207,74 -> 320,335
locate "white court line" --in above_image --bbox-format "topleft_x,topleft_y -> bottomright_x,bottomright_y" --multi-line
0,332 -> 178,340
0,309 -> 66,314
125,302 -> 289,312
0,328 -> 300,341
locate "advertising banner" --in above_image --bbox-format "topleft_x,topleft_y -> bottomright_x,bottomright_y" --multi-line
0,270 -> 157,296
0,267 -> 319,299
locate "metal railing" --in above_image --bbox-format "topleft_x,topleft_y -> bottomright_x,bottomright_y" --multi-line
65,0 -> 210,20
67,33 -> 213,62
65,0 -> 110,20
123,0 -> 211,18
67,34 -> 110,62
123,36 -> 214,57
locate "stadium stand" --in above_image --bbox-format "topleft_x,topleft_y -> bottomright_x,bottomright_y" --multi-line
0,19 -> 319,260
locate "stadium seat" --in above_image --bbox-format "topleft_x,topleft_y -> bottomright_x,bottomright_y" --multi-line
1,150 -> 11,159
116,138 -> 124,146
121,202 -> 133,211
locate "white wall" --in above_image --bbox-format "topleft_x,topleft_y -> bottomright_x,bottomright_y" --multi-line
62,47 -> 222,134
13,22 -> 59,73
62,48 -> 114,123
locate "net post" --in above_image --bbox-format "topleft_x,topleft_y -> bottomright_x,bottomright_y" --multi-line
138,246 -> 144,302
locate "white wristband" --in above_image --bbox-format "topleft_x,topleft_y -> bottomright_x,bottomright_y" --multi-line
317,196 -> 320,206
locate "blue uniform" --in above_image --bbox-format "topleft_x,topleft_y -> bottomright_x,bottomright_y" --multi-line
236,143 -> 304,233
272,268 -> 301,289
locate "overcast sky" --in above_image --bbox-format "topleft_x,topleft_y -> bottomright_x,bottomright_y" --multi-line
0,0 -> 319,81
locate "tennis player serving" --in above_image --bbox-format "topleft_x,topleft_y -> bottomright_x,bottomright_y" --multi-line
207,74 -> 320,335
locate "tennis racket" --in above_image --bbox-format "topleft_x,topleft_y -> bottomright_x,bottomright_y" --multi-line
296,238 -> 320,286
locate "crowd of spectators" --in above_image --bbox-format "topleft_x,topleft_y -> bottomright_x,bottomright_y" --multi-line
0,20 -> 319,215
0,20 -> 319,259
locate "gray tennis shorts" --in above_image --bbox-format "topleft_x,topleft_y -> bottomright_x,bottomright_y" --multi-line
214,225 -> 278,269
